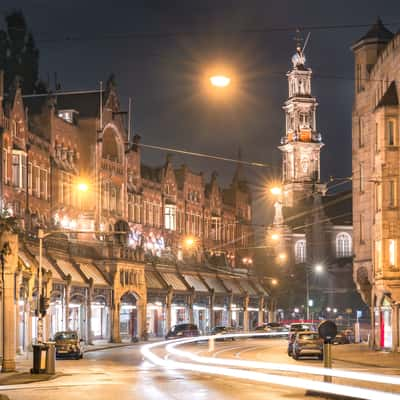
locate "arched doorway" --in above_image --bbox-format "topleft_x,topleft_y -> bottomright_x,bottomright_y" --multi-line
120,292 -> 137,342
91,296 -> 110,340
69,294 -> 86,341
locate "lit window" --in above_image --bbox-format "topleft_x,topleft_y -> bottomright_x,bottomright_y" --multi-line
164,205 -> 176,231
294,239 -> 306,263
11,151 -> 27,190
389,239 -> 396,267
336,232 -> 352,258
211,217 -> 222,241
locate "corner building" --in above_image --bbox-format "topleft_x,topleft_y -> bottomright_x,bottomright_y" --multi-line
352,19 -> 400,350
0,74 -> 267,355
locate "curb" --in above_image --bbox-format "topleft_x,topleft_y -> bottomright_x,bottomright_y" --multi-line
333,357 -> 399,369
0,372 -> 63,386
84,343 -> 137,353
306,390 -> 362,400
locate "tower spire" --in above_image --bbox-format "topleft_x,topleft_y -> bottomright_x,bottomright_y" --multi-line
278,34 -> 326,207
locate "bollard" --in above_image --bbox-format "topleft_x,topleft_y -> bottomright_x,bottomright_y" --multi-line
323,340 -> 332,383
31,343 -> 45,374
209,336 -> 215,352
45,342 -> 56,375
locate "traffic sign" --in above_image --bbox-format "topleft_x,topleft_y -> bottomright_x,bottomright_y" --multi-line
318,320 -> 337,341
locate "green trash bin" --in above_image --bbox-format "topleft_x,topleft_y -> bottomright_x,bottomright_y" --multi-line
31,344 -> 46,374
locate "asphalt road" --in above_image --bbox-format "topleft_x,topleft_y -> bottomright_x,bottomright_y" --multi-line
1,338 -> 399,400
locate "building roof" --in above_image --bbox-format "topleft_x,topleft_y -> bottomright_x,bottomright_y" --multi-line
356,18 -> 394,44
376,81 -> 399,108
141,164 -> 162,183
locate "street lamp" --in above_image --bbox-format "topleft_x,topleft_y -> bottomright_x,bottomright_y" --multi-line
209,75 -> 231,88
306,264 -> 323,321
270,186 -> 282,196
270,232 -> 280,241
242,257 -> 253,266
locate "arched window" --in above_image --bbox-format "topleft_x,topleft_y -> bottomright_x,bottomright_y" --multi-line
294,239 -> 306,263
336,232 -> 352,258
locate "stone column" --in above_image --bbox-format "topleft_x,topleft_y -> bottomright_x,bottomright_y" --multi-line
188,292 -> 194,324
258,296 -> 265,326
138,300 -> 147,341
165,288 -> 173,333
228,292 -> 233,327
1,232 -> 18,372
209,290 -> 215,330
44,272 -> 53,341
64,282 -> 71,331
243,294 -> 249,331
392,303 -> 399,352
111,302 -> 121,343
268,297 -> 277,323
15,271 -> 22,354
86,285 -> 93,345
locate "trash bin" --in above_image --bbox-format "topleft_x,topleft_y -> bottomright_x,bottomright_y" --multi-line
45,342 -> 56,374
31,343 -> 46,374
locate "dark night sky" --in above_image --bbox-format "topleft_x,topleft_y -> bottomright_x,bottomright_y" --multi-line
2,0 -> 400,225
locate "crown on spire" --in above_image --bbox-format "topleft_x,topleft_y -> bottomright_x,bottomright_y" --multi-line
291,29 -> 307,68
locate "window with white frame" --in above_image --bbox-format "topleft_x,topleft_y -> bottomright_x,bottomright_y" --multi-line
11,151 -> 27,190
211,216 -> 222,241
336,232 -> 352,258
294,239 -> 306,263
164,205 -> 176,230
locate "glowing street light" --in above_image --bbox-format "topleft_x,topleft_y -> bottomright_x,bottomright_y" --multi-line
271,279 -> 278,286
242,257 -> 253,266
184,237 -> 195,248
77,182 -> 89,192
210,75 -> 231,88
315,264 -> 324,273
270,186 -> 282,196
271,233 -> 280,241
277,252 -> 287,263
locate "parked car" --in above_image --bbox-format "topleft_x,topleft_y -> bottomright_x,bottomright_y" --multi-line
332,332 -> 350,345
292,331 -> 323,360
287,323 -> 317,356
54,331 -> 84,359
211,326 -> 236,341
255,323 -> 289,337
165,323 -> 200,340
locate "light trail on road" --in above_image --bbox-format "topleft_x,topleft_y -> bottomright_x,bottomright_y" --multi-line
141,333 -> 400,400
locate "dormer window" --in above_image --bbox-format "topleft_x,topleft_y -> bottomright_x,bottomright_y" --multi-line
57,109 -> 78,124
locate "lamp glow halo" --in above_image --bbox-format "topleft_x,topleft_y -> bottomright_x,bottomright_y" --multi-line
141,332 -> 400,400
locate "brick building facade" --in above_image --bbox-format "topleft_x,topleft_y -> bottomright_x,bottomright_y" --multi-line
0,72 -> 267,360
352,19 -> 400,350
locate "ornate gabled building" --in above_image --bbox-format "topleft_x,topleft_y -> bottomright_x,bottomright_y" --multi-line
0,71 -> 267,363
352,18 -> 400,350
267,42 -> 366,324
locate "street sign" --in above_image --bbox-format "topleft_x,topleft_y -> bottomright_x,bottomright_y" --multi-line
318,320 -> 337,341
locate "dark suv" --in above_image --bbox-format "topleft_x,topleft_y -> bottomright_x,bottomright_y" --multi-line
165,323 -> 200,340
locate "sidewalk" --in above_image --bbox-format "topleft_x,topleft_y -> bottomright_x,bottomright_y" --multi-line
333,342 -> 400,369
0,338 -> 161,386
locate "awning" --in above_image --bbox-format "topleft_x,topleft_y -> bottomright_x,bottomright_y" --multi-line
251,279 -> 268,295
56,259 -> 86,285
24,246 -> 64,282
145,271 -> 165,290
201,275 -> 227,294
183,274 -> 208,292
221,278 -> 242,294
19,250 -> 33,269
77,263 -> 109,286
159,272 -> 187,291
239,279 -> 257,296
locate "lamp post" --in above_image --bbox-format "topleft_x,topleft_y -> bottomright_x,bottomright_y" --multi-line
306,264 -> 323,321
